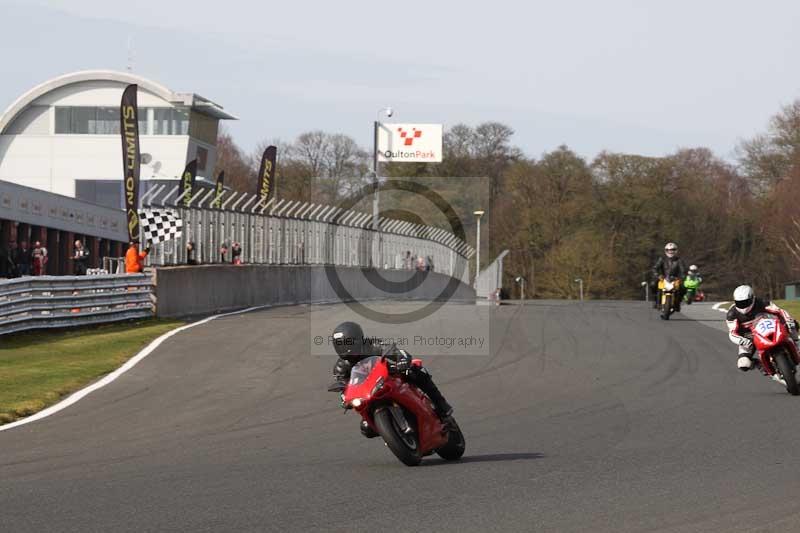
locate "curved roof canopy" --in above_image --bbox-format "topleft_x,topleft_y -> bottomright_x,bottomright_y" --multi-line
0,70 -> 236,134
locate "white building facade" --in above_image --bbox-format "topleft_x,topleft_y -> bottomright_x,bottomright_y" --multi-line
0,70 -> 236,208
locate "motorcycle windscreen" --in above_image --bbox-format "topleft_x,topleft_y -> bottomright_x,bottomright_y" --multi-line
349,356 -> 382,386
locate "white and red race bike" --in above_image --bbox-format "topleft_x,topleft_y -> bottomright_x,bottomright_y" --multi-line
748,313 -> 800,395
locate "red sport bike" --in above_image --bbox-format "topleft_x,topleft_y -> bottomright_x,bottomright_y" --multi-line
335,354 -> 465,466
749,313 -> 800,395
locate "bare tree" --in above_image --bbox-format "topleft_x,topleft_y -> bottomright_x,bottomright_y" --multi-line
214,127 -> 255,192
293,131 -> 330,177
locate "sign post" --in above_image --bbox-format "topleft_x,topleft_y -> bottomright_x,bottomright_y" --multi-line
372,120 -> 443,267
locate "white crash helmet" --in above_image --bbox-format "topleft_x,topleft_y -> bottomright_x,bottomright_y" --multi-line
733,285 -> 755,314
688,264 -> 698,274
664,242 -> 678,258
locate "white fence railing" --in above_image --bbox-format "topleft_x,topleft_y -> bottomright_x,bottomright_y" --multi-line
142,186 -> 474,285
0,274 -> 153,335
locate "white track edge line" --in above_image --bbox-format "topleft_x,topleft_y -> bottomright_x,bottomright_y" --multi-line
0,305 -> 270,433
712,301 -> 731,312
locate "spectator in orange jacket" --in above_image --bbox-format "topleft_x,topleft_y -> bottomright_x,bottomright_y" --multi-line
125,241 -> 149,273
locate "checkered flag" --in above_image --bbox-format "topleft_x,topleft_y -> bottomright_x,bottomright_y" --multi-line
138,209 -> 183,244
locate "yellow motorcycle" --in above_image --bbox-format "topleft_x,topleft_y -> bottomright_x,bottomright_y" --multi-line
657,277 -> 681,320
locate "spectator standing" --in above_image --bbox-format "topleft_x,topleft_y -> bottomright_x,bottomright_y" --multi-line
232,242 -> 242,265
186,241 -> 197,265
404,250 -> 413,270
14,241 -> 31,276
220,243 -> 228,263
426,255 -> 434,272
0,243 -> 11,278
72,239 -> 89,275
125,241 -> 149,273
32,241 -> 48,276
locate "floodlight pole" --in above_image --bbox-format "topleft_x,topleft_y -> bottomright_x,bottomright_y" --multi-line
373,107 -> 393,268
373,120 -> 380,232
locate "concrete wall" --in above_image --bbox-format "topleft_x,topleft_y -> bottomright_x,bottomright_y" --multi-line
154,265 -> 476,318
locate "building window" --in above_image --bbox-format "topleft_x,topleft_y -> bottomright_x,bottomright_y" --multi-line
153,108 -> 189,135
54,107 -> 149,135
189,110 -> 219,144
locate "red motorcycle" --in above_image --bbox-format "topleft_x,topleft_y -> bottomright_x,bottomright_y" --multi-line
750,313 -> 800,395
338,354 -> 465,466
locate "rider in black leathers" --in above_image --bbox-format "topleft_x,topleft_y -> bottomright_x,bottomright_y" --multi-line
652,242 -> 687,311
328,321 -> 453,437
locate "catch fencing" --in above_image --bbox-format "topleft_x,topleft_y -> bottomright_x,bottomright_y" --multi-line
0,274 -> 153,335
141,185 -> 474,285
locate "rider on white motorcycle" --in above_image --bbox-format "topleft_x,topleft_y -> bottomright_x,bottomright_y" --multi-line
727,285 -> 800,371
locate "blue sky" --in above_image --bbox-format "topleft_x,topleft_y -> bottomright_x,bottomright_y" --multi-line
2,0 -> 799,161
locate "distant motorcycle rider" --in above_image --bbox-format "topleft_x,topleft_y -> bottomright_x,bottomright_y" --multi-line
683,265 -> 703,303
686,264 -> 702,283
652,242 -> 687,310
727,285 -> 800,371
328,321 -> 453,437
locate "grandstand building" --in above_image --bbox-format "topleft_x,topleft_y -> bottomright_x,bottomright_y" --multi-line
0,70 -> 236,209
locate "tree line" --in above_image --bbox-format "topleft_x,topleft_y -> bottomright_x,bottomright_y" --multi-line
214,101 -> 800,300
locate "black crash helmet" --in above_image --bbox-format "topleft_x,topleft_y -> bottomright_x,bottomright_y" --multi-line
332,321 -> 365,361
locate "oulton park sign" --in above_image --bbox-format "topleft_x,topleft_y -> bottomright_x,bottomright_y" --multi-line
377,123 -> 443,163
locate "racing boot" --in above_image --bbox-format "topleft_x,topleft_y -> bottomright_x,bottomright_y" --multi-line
738,356 -> 756,372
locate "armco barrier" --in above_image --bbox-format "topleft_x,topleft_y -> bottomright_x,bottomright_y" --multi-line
0,274 -> 153,335
153,265 -> 476,318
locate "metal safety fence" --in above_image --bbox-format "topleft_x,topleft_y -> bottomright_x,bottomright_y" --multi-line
0,274 -> 153,335
141,185 -> 474,285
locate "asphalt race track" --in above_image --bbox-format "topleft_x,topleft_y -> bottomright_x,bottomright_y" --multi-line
2,300 -> 800,532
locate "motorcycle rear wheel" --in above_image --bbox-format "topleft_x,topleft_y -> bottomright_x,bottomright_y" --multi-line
436,417 -> 466,461
773,352 -> 799,396
374,407 -> 422,466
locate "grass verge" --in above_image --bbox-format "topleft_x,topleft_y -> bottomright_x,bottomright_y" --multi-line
774,300 -> 800,318
0,319 -> 182,425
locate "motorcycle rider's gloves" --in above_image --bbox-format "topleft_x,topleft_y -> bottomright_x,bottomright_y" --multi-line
396,355 -> 411,373
739,337 -> 754,350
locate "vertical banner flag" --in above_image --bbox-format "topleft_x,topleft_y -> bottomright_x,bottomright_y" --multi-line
120,84 -> 140,241
212,171 -> 225,209
181,159 -> 198,208
257,145 -> 277,206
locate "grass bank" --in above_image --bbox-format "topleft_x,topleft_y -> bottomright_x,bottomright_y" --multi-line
0,319 -> 182,425
774,300 -> 800,318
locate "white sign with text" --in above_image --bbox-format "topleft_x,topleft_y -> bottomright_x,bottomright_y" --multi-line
377,123 -> 443,163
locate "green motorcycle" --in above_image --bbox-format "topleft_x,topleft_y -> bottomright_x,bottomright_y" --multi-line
683,275 -> 703,304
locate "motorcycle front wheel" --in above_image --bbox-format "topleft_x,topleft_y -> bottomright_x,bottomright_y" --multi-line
661,294 -> 672,320
773,352 -> 799,396
374,407 -> 422,466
